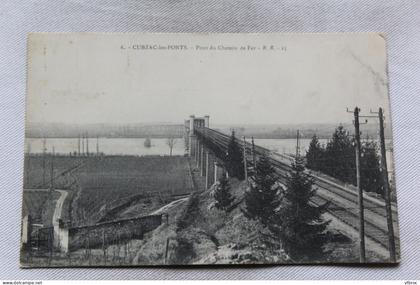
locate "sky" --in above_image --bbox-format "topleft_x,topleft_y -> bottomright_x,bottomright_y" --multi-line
26,33 -> 391,126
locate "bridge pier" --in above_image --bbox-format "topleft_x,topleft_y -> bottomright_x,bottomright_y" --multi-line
211,159 -> 226,182
196,140 -> 200,168
194,138 -> 198,164
189,135 -> 193,159
200,145 -> 204,176
191,135 -> 218,189
188,115 -> 195,157
194,138 -> 197,163
205,151 -> 209,189
214,161 -> 219,184
200,151 -> 221,189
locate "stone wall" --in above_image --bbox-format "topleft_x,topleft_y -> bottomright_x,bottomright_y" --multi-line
61,214 -> 162,252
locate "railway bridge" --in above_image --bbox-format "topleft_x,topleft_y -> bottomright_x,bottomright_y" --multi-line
184,115 -> 399,261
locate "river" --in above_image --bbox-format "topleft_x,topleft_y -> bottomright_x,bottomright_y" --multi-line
25,137 -> 394,171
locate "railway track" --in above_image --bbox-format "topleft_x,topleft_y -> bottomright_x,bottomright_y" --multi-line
270,158 -> 398,222
273,165 -> 400,252
194,127 -> 399,256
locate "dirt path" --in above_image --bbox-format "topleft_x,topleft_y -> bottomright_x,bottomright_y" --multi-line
52,190 -> 68,226
23,188 -> 68,225
151,197 -> 188,215
52,189 -> 68,249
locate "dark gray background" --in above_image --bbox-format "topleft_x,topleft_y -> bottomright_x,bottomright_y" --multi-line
0,0 -> 419,279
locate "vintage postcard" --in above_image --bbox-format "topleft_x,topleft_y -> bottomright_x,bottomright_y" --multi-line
21,33 -> 400,267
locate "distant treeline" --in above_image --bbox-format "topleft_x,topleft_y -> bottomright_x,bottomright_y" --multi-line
26,123 -> 184,138
26,122 -> 392,140
215,123 -> 392,139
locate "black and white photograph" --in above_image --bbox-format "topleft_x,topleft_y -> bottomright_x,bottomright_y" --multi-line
20,33 -> 400,267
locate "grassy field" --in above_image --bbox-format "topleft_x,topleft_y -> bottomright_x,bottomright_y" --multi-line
71,156 -> 193,225
23,155 -> 85,189
23,154 -> 194,226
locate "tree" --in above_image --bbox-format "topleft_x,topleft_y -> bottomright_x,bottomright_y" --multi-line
360,139 -> 384,195
276,157 -> 330,261
214,175 -> 234,211
305,135 -> 324,171
166,137 -> 177,156
324,125 -> 355,184
306,126 -> 384,195
226,130 -> 244,180
244,154 -> 280,226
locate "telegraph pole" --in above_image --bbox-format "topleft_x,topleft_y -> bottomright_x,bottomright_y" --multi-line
378,107 -> 397,262
205,151 -> 209,189
48,146 -> 55,235
86,133 -> 89,156
251,137 -> 256,169
25,143 -> 31,186
96,136 -> 99,156
78,135 -> 81,156
242,136 -> 248,181
200,143 -> 204,176
82,134 -> 85,156
50,146 -> 55,191
353,107 -> 366,262
42,138 -> 46,186
295,130 -> 300,159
